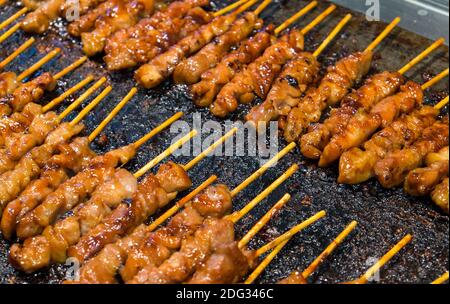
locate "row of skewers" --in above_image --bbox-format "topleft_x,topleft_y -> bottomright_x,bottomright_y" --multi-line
0,0 -> 448,284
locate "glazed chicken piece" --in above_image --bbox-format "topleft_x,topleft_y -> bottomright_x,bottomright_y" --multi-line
21,0 -> 65,34
0,73 -> 57,117
374,116 -> 449,188
1,137 -> 96,240
67,184 -> 231,284
0,123 -> 84,216
104,0 -> 211,70
0,112 -> 59,174
187,242 -> 257,284
68,161 -> 192,263
129,217 -> 235,284
14,144 -> 136,240
173,12 -> 264,85
122,184 -> 232,282
81,0 -> 155,56
191,29 -> 273,107
23,0 -> 47,10
404,146 -> 449,197
300,71 -> 404,159
210,29 -> 305,118
338,106 -> 439,184
135,11 -> 242,89
319,81 -> 424,167
0,72 -> 18,99
431,178 -> 449,214
245,51 -> 320,125
9,169 -> 138,272
282,51 -> 373,143
0,103 -> 44,146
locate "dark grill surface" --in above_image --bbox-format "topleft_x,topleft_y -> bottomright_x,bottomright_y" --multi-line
0,0 -> 448,284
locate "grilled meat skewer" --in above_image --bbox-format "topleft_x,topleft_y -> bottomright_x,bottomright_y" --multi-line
374,116 -> 449,188
338,106 -> 439,184
319,81 -> 423,167
173,12 -> 264,85
191,28 -> 274,107
210,29 -> 305,117
404,146 -> 449,197
300,71 -> 404,159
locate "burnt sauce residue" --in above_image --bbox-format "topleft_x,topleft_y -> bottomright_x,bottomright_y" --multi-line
0,0 -> 448,284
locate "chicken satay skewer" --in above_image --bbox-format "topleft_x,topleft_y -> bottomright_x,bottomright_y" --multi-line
320,68 -> 449,167
0,7 -> 28,31
431,272 -> 449,284
246,12 -> 351,125
301,37 -> 445,160
210,4 -> 339,118
0,75 -> 95,146
272,221 -> 358,284
1,110 -> 183,240
135,0 -> 265,89
0,38 -> 35,70
148,141 -> 297,230
344,234 -> 412,284
192,2 -> 323,108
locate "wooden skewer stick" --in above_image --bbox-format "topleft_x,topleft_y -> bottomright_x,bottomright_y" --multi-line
0,37 -> 35,70
16,48 -> 61,82
88,88 -> 138,142
57,77 -> 107,121
134,129 -> 198,178
53,56 -> 88,80
147,175 -> 218,232
226,164 -> 299,223
42,76 -> 95,112
253,0 -> 273,16
255,210 -> 327,257
313,14 -> 352,58
302,220 -> 357,278
69,86 -> 112,126
431,271 -> 449,284
422,68 -> 449,91
132,112 -> 184,150
233,0 -> 259,16
352,234 -> 413,284
213,0 -> 249,17
0,7 -> 28,31
231,142 -> 296,197
300,4 -> 336,35
398,38 -> 445,75
150,134 -> 293,231
364,17 -> 401,53
0,23 -> 22,44
274,1 -> 318,35
434,96 -> 449,110
246,220 -> 357,284
238,193 -> 291,249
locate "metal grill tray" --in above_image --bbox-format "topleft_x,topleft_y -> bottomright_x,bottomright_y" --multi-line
0,0 -> 448,284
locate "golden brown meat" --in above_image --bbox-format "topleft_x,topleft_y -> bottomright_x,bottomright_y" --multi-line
278,271 -> 308,284
431,178 -> 449,214
135,12 -> 241,89
14,144 -> 136,240
283,51 -> 373,143
1,137 -> 95,240
81,0 -> 155,56
104,0 -> 211,70
245,51 -> 320,125
300,71 -> 404,160
68,161 -> 192,263
404,146 -> 449,196
0,123 -> 84,216
0,72 -> 18,99
191,29 -> 273,107
319,81 -> 423,167
21,0 -> 64,34
210,30 -> 305,118
374,116 -> 449,188
173,12 -> 263,85
338,106 -> 439,184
